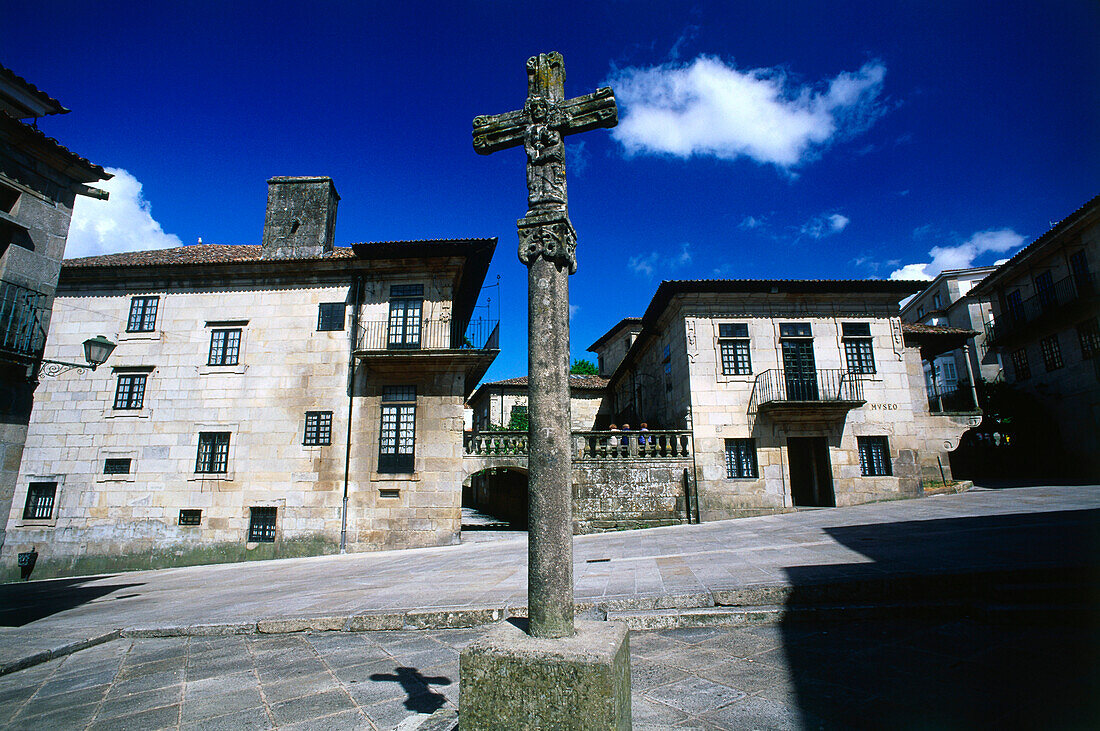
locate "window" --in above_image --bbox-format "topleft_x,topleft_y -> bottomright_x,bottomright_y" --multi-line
779,323 -> 812,338
23,482 -> 56,520
724,439 -> 758,478
858,437 -> 892,476
1078,317 -> 1100,360
379,385 -> 416,473
317,302 -> 346,331
179,509 -> 202,526
127,296 -> 159,332
304,411 -> 333,445
103,458 -> 132,475
1034,271 -> 1054,309
388,284 -> 423,349
917,306 -> 924,319
113,374 -> 147,410
1070,250 -> 1090,291
1040,334 -> 1064,371
1006,290 -> 1024,322
842,322 -> 876,374
718,323 -> 751,375
1011,349 -> 1031,380
248,507 -> 277,542
195,432 -> 230,473
932,293 -> 942,310
208,328 -> 241,366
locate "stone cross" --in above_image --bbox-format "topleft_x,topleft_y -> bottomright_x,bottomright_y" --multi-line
473,53 -> 617,638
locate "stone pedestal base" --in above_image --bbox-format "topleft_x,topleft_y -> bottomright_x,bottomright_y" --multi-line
459,619 -> 631,730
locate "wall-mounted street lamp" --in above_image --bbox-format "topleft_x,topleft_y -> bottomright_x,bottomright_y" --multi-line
36,335 -> 117,379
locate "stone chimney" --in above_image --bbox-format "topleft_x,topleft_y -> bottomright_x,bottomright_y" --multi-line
261,176 -> 340,259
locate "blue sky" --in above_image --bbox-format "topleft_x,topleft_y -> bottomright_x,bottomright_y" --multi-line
6,1 -> 1098,381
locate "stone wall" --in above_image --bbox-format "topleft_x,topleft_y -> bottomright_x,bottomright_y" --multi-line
572,459 -> 692,533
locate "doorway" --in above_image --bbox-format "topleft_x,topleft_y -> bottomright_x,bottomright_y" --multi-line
787,437 -> 835,507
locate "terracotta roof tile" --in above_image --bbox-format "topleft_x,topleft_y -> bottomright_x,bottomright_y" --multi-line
481,374 -> 609,390
900,322 -> 978,337
0,64 -> 68,116
0,114 -> 109,181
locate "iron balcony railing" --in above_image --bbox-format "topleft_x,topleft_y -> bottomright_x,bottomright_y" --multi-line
986,271 -> 1095,346
926,384 -> 977,413
463,429 -> 694,461
0,281 -> 48,361
356,317 -> 499,352
748,368 -> 866,415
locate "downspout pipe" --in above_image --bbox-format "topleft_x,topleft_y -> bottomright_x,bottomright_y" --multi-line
340,276 -> 362,553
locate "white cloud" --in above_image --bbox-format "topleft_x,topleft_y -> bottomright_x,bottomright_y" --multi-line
739,215 -> 766,230
569,304 -> 580,320
889,228 -> 1025,280
799,212 -> 849,239
607,56 -> 886,169
67,168 -> 181,258
629,242 -> 692,278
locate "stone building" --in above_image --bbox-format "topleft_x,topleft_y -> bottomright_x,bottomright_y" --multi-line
969,194 -> 1100,478
900,266 -> 1001,410
589,279 -> 978,520
467,374 -> 610,432
1,176 -> 499,575
0,64 -> 111,550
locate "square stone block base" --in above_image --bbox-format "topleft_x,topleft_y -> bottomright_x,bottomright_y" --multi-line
459,619 -> 631,730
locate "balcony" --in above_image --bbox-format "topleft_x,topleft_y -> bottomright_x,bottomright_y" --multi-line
0,281 -> 48,363
463,429 -> 693,462
985,271 -> 1095,347
748,368 -> 866,418
926,384 -> 978,414
355,317 -> 499,353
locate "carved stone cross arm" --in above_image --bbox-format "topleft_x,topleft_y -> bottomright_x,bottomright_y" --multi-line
472,87 -> 618,156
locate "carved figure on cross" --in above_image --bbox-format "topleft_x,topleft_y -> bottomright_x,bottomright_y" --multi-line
473,52 -> 617,273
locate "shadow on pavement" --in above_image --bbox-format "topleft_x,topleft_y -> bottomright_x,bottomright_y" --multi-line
369,666 -> 452,714
780,509 -> 1100,729
0,576 -> 144,626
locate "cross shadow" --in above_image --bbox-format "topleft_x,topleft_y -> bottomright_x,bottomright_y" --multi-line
0,575 -> 145,626
369,666 -> 452,714
778,508 -> 1100,729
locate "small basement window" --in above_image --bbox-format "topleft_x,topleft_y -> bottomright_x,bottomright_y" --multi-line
378,488 -> 400,498
179,509 -> 202,526
103,458 -> 132,475
248,506 -> 277,542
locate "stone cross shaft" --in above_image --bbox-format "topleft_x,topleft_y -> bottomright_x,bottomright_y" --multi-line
473,53 -> 617,639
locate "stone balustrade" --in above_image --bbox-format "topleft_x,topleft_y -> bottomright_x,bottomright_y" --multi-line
463,430 -> 693,461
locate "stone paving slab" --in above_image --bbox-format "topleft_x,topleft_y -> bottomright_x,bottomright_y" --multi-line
1,485 -> 1098,676
1,613 -> 1096,730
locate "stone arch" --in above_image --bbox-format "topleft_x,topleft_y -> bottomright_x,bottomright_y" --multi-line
462,466 -> 529,530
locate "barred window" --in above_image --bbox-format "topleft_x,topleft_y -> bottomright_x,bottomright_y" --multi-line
208,329 -> 241,366
724,439 -> 758,478
1011,349 -> 1031,381
842,323 -> 876,374
113,374 -> 147,410
103,458 -> 132,475
196,432 -> 230,473
248,507 -> 277,542
858,437 -> 891,476
127,296 -> 159,332
379,386 -> 416,473
1040,335 -> 1063,371
317,302 -> 346,331
23,482 -> 56,520
718,323 -> 752,375
1078,317 -> 1100,360
179,509 -> 202,526
304,411 -> 332,445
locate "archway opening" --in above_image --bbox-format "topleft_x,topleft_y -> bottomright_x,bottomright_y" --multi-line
462,467 -> 529,532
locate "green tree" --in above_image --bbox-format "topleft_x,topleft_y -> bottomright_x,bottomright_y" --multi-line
570,358 -> 598,375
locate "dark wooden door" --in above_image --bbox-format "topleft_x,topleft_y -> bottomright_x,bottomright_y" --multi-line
782,340 -> 819,400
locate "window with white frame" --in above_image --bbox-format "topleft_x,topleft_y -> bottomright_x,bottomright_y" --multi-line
842,323 -> 876,374
718,323 -> 751,375
379,386 -> 416,473
858,437 -> 891,476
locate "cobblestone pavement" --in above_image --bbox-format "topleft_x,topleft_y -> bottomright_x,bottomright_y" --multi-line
1,615 -> 1096,730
